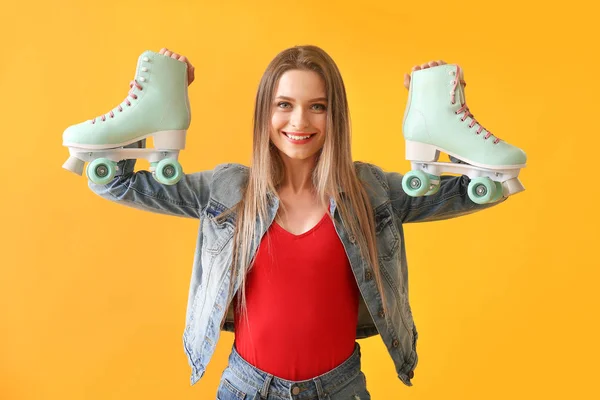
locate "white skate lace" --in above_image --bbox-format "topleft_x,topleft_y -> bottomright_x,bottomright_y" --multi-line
450,66 -> 501,145
91,80 -> 143,124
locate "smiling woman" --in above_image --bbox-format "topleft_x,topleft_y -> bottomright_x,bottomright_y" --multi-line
224,46 -> 382,382
72,43 -> 515,399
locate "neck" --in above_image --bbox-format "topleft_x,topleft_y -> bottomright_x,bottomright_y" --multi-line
279,154 -> 318,195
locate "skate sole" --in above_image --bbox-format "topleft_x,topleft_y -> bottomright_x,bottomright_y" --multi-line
62,129 -> 186,150
405,140 -> 526,170
64,147 -> 181,163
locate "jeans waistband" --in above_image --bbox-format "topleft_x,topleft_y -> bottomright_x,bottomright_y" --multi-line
227,342 -> 363,400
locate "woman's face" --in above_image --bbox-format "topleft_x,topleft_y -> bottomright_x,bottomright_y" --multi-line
270,69 -> 328,162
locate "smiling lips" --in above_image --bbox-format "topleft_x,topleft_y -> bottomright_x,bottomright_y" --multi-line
282,131 -> 317,142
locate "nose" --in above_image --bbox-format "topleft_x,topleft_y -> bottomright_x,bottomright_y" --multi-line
290,108 -> 309,130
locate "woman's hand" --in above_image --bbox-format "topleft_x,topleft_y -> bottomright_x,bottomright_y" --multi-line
403,60 -> 465,90
159,48 -> 195,86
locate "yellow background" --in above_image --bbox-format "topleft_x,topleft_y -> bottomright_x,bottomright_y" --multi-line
1,0 -> 598,399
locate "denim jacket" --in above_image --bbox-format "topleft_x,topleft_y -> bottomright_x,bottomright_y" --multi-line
88,155 -> 505,387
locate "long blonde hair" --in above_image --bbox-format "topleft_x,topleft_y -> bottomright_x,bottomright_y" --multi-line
219,45 -> 388,329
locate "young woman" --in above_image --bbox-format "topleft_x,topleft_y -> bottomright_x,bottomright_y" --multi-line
87,45 -> 503,399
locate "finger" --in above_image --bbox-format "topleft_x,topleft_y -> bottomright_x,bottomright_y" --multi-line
189,68 -> 195,85
171,53 -> 180,59
420,63 -> 429,69
428,61 -> 439,67
412,65 -> 421,71
403,73 -> 410,89
164,50 -> 173,57
181,56 -> 192,74
159,48 -> 168,54
437,60 -> 446,65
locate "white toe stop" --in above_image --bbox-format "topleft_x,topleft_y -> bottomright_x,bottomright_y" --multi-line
502,178 -> 525,196
63,156 -> 85,176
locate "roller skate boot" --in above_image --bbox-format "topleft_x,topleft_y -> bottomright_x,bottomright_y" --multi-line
401,64 -> 527,204
62,50 -> 191,185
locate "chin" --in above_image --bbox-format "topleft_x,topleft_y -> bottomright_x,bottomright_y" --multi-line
280,151 -> 318,161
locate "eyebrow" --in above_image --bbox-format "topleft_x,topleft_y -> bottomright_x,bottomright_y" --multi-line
275,96 -> 328,102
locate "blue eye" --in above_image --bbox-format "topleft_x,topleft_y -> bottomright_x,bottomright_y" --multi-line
276,102 -> 327,111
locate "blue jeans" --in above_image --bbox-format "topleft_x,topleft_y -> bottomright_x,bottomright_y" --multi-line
216,342 -> 371,400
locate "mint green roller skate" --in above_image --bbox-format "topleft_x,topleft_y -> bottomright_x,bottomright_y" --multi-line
62,50 -> 191,185
401,64 -> 527,204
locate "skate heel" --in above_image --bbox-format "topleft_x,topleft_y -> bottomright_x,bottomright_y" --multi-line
63,156 -> 85,176
153,130 -> 186,150
405,140 -> 439,162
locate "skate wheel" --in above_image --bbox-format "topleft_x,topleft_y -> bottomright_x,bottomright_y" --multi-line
87,158 -> 116,185
468,177 -> 496,204
489,181 -> 504,203
402,170 -> 430,197
155,158 -> 183,185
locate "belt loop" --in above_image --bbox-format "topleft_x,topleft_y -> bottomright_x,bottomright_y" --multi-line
260,374 -> 273,399
313,376 -> 327,400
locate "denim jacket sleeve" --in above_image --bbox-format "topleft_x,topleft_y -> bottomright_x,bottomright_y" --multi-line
87,156 -> 213,219
385,170 -> 507,223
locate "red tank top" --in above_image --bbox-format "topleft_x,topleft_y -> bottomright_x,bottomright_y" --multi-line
233,213 -> 360,380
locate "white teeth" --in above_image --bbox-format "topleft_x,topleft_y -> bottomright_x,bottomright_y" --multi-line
284,132 -> 312,140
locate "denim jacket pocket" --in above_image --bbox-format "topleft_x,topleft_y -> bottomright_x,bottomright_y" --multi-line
203,200 -> 235,254
374,203 -> 400,261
